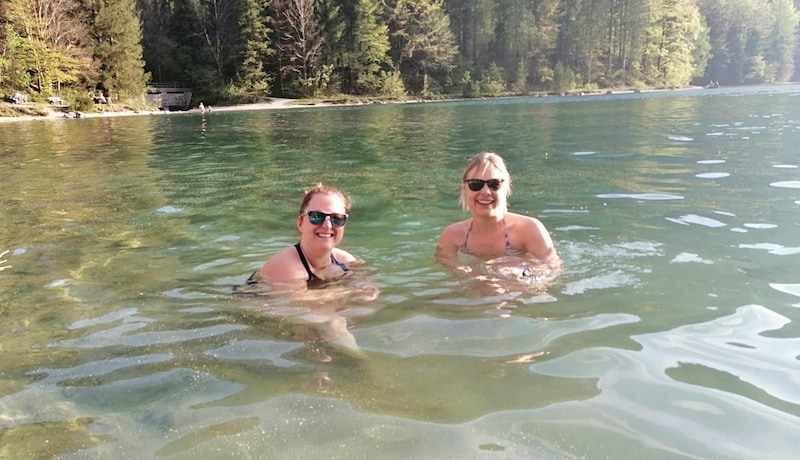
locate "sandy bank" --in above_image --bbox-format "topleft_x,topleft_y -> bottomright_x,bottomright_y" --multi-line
0,97 -> 333,124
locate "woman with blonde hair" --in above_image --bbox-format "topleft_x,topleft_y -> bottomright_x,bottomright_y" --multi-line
436,152 -> 559,278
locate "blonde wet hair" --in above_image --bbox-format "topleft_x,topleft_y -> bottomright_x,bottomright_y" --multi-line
458,152 -> 512,211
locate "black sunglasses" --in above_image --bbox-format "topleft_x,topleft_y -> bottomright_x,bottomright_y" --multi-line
464,179 -> 504,192
304,211 -> 348,227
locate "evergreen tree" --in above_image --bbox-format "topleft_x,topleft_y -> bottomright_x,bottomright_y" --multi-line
314,0 -> 345,93
5,0 -> 799,103
388,0 -> 457,95
139,0 -> 179,82
237,0 -> 273,98
203,0 -> 240,80
89,0 -> 149,98
698,0 -> 771,84
316,0 -> 345,63
166,0 -> 219,96
342,0 -> 391,94
490,0 -> 558,89
443,0 -> 494,69
765,0 -> 799,82
641,0 -> 707,87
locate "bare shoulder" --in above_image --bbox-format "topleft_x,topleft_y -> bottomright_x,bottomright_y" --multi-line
259,246 -> 306,282
507,212 -> 556,259
333,247 -> 357,263
436,219 -> 470,268
439,219 -> 470,244
508,212 -> 549,232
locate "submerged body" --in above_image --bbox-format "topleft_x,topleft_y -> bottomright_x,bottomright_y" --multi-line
245,243 -> 351,289
238,184 -> 378,358
437,152 -> 561,289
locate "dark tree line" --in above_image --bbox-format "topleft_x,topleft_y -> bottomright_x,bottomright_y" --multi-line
1,0 -> 799,104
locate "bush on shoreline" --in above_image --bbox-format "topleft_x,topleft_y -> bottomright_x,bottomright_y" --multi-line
0,103 -> 50,118
0,99 -> 157,119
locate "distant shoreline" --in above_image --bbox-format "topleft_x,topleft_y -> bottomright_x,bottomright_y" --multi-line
1,87 -> 709,124
0,97 -> 330,123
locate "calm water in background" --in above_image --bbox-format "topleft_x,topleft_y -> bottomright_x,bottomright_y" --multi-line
1,85 -> 799,459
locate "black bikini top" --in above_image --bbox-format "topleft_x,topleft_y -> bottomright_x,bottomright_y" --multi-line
294,243 -> 349,287
242,244 -> 350,289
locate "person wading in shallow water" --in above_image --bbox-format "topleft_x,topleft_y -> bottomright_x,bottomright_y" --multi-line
436,152 -> 561,287
246,183 -> 358,288
238,183 -> 378,362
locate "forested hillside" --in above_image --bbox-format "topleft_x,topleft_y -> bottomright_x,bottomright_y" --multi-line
2,0 -> 798,105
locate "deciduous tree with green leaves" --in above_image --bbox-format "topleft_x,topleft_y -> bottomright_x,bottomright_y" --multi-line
3,0 -> 95,95
276,0 -> 325,96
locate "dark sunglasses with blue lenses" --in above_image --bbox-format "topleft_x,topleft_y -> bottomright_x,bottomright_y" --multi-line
464,179 -> 504,192
304,211 -> 348,227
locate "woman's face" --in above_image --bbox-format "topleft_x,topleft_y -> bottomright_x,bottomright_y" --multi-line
297,192 -> 348,252
462,164 -> 509,217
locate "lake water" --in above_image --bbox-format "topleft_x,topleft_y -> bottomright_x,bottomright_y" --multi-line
1,85 -> 799,459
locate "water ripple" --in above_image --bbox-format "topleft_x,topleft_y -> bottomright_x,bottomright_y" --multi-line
52,323 -> 247,348
354,313 -> 639,358
670,252 -> 713,264
205,339 -> 303,368
666,214 -> 727,227
769,283 -> 800,300
524,304 -> 800,459
597,193 -> 684,200
738,243 -> 800,255
33,354 -> 173,385
695,172 -> 730,178
561,271 -> 641,295
770,181 -> 800,189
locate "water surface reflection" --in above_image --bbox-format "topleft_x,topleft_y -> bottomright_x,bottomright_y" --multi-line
1,85 -> 799,458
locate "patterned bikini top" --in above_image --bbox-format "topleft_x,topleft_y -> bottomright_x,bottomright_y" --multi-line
459,220 -> 527,257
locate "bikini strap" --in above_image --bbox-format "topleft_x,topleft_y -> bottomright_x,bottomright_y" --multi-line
294,243 -> 316,280
330,253 -> 350,271
503,219 -> 513,251
461,220 -> 474,252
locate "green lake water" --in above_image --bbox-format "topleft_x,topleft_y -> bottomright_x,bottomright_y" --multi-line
1,85 -> 799,459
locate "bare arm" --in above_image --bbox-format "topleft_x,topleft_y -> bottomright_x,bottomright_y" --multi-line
514,215 -> 558,261
258,246 -> 309,283
332,247 -> 357,264
436,223 -> 473,273
254,246 -> 379,303
513,216 -> 562,281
